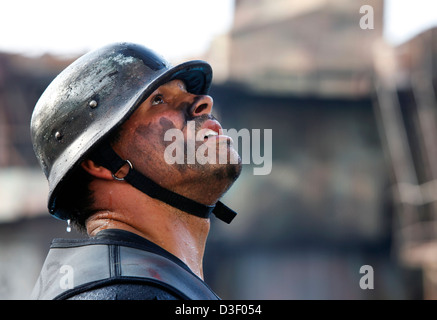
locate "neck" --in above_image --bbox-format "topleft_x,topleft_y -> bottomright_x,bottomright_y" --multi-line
86,182 -> 211,279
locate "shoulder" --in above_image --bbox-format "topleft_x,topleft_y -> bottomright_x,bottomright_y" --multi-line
67,282 -> 182,300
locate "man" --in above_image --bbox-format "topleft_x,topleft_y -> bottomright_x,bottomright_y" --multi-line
30,42 -> 242,300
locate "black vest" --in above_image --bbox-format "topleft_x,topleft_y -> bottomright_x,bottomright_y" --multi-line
31,235 -> 219,300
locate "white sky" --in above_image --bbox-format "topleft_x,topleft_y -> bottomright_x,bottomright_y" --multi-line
1,0 -> 437,60
384,0 -> 437,45
0,0 -> 235,60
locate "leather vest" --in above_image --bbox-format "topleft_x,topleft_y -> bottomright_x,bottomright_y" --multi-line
31,238 -> 220,300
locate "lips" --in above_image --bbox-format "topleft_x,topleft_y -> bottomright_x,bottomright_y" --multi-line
203,129 -> 219,138
201,119 -> 222,135
201,119 -> 223,140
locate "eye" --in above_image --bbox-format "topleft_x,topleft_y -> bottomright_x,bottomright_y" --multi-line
151,94 -> 164,106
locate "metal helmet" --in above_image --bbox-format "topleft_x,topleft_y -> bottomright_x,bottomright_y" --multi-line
31,42 -> 213,220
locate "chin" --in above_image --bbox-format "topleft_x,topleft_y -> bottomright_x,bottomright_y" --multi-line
212,156 -> 242,185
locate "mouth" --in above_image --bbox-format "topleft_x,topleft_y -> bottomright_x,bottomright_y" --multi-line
200,119 -> 227,142
203,128 -> 219,140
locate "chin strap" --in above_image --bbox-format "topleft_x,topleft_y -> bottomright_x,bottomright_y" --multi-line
89,141 -> 237,224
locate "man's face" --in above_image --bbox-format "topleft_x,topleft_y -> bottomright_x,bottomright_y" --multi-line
113,79 -> 242,203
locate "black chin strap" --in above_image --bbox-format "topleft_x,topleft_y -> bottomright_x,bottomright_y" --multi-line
89,141 -> 237,224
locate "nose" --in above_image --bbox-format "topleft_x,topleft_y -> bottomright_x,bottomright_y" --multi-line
190,94 -> 213,117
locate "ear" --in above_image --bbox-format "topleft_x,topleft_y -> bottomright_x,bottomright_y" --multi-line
81,159 -> 114,180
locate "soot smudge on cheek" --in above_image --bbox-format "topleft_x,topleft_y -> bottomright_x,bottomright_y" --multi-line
159,117 -> 177,133
130,118 -> 179,176
134,117 -> 175,137
159,117 -> 180,148
134,117 -> 179,149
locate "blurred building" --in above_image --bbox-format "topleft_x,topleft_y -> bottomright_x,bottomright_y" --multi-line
202,0 -> 421,300
373,27 -> 437,299
0,0 -> 431,299
0,52 -> 83,299
207,0 -> 383,97
0,53 -> 72,221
